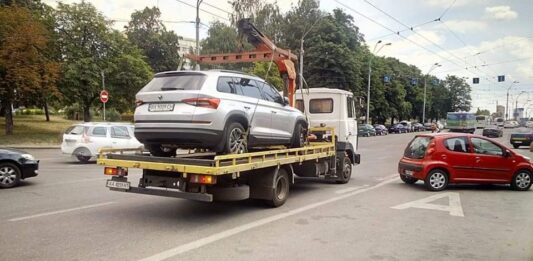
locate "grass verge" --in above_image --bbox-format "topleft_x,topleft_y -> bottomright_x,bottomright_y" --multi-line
0,115 -> 81,145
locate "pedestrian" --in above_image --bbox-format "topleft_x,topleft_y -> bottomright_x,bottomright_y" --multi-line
431,122 -> 437,133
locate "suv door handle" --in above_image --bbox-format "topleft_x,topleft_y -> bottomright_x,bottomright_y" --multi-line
271,111 -> 277,114
244,106 -> 251,110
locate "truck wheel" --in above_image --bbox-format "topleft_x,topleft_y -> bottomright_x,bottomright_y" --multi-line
148,144 -> 176,157
224,122 -> 248,154
264,168 -> 289,207
0,162 -> 21,188
336,155 -> 352,184
290,122 -> 306,148
512,144 -> 519,149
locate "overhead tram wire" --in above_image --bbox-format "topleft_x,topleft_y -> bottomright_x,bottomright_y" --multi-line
201,0 -> 232,15
438,0 -> 456,19
174,0 -> 230,22
366,18 -> 440,42
362,0 -> 497,83
335,0 -> 469,72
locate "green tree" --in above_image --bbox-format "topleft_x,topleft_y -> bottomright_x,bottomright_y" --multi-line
476,108 -> 490,116
0,5 -> 51,134
55,1 -> 111,122
126,7 -> 181,73
444,75 -> 472,112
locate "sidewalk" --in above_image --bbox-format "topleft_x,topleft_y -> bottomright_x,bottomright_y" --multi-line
3,144 -> 60,149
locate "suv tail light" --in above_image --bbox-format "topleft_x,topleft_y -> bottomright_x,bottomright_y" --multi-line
135,99 -> 144,107
182,98 -> 220,109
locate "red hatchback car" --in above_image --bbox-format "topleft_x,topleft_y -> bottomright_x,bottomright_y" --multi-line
398,133 -> 532,191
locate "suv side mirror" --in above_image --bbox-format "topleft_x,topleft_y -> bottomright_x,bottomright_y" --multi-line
283,96 -> 290,106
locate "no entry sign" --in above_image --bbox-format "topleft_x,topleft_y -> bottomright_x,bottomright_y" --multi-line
100,90 -> 109,103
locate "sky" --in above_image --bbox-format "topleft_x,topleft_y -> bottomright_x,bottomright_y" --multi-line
43,0 -> 533,114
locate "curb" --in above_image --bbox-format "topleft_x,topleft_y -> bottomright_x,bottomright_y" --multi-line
4,145 -> 60,149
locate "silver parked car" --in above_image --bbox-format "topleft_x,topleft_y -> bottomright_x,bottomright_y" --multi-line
134,70 -> 308,156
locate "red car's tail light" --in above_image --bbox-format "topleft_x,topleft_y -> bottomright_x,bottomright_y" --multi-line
182,98 -> 220,109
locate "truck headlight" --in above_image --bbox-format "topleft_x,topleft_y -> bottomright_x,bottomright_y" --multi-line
21,154 -> 35,161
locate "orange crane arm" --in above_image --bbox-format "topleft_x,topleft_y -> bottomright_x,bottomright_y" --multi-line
185,18 -> 298,106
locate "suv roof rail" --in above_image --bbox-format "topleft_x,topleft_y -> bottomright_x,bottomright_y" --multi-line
208,69 -> 258,78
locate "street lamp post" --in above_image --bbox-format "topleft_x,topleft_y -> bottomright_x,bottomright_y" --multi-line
366,41 -> 391,124
514,91 -> 527,120
422,63 -> 441,123
505,81 -> 519,120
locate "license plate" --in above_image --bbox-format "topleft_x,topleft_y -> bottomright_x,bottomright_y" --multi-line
148,103 -> 174,112
404,170 -> 414,176
106,180 -> 130,190
512,138 -> 526,141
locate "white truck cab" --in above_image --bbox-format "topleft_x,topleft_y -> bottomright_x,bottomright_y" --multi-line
294,88 -> 358,149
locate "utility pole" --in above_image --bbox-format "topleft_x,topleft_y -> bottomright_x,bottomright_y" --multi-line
101,71 -> 105,121
422,63 -> 441,123
505,81 -> 519,120
195,0 -> 203,71
366,41 -> 391,124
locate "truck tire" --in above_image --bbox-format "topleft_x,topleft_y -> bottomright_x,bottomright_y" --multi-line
264,168 -> 290,207
336,155 -> 352,184
513,144 -> 519,149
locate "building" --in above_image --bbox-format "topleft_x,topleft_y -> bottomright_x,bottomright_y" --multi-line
178,37 -> 196,69
495,105 -> 505,118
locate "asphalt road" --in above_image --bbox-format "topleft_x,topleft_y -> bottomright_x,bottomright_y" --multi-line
1,128 -> 532,261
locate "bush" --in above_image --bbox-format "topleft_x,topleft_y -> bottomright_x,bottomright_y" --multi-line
106,109 -> 121,122
121,113 -> 134,122
18,108 -> 44,115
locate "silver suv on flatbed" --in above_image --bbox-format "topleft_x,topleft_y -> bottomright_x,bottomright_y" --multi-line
134,70 -> 307,156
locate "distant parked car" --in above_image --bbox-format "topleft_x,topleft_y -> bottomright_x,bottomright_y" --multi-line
399,133 -> 532,191
504,121 -> 516,128
399,121 -> 412,132
527,121 -> 533,128
389,123 -> 409,134
373,124 -> 388,135
0,148 -> 39,188
510,130 -> 533,149
412,123 -> 425,132
423,123 -> 433,131
482,126 -> 503,138
61,123 -> 143,163
358,124 -> 376,137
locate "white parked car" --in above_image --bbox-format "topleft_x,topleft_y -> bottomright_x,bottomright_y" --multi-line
503,121 -> 519,128
526,121 -> 533,128
61,123 -> 143,163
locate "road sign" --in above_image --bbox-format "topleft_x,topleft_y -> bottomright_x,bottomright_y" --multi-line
100,90 -> 109,103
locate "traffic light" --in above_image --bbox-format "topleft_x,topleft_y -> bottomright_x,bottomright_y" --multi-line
498,75 -> 505,82
473,78 -> 479,84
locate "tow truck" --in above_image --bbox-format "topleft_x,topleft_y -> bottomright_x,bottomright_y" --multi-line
97,19 -> 361,207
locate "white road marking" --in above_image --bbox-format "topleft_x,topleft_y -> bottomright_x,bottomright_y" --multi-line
40,177 -> 108,187
9,202 -> 115,222
335,185 -> 368,194
376,174 -> 398,181
391,192 -> 464,217
139,177 -> 400,261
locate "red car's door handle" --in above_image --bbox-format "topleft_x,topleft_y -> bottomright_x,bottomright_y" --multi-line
441,155 -> 447,160
475,157 -> 481,163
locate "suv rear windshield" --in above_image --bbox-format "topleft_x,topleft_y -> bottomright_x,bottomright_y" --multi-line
404,136 -> 431,159
140,73 -> 207,92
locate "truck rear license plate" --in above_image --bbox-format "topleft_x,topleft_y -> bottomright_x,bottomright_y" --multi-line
106,180 -> 130,190
148,103 -> 174,112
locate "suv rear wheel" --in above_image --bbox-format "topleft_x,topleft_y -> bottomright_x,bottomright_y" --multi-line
148,145 -> 176,157
224,122 -> 247,154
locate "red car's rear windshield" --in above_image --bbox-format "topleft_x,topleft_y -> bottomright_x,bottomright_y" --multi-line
404,136 -> 432,159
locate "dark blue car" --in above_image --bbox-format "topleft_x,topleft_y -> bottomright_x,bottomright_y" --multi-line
389,123 -> 409,134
